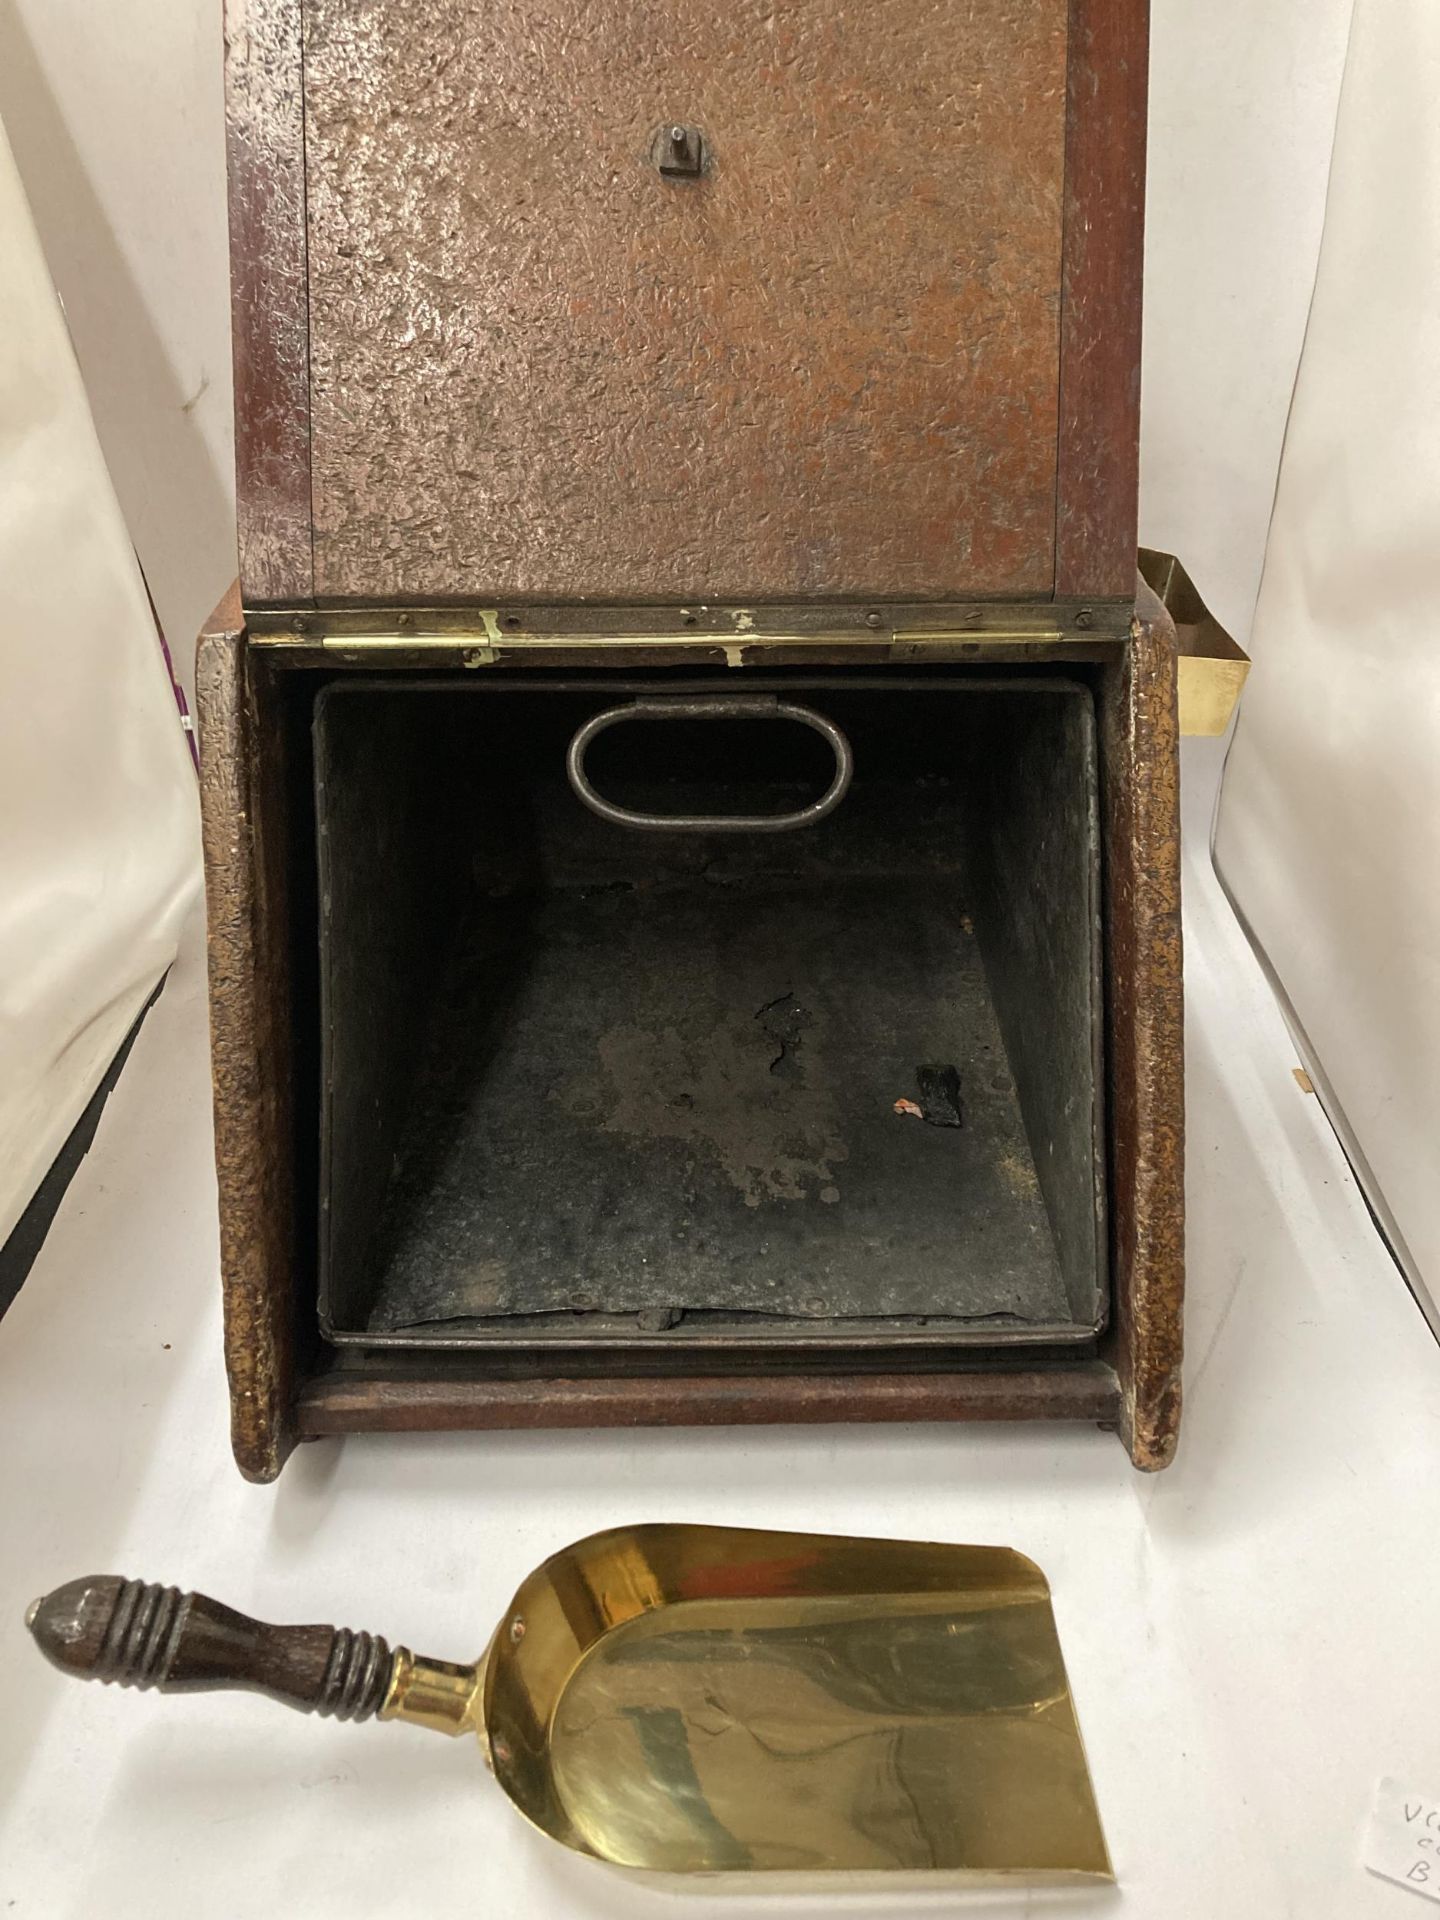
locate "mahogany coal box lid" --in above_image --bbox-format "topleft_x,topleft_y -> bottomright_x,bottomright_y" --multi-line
200,0 -> 1194,1479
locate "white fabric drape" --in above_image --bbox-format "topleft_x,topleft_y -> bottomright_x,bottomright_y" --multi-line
1215,0 -> 1440,1319
0,118 -> 200,1248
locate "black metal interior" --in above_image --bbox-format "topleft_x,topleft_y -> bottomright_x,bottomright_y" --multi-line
314,674 -> 1106,1352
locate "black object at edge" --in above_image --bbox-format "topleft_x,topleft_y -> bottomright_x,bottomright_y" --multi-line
0,976 -> 166,1322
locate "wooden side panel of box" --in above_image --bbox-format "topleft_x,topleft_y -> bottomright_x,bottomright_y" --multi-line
1097,580 -> 1185,1466
197,587 -> 303,1480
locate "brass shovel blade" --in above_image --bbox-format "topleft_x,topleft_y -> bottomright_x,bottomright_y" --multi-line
485,1525 -> 1110,1880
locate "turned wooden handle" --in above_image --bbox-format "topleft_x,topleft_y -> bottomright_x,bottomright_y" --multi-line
26,1577 -> 398,1722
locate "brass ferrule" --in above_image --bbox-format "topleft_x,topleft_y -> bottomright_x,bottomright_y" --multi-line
379,1646 -> 486,1739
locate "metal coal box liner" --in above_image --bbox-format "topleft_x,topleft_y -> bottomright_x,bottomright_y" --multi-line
314,675 -> 1106,1356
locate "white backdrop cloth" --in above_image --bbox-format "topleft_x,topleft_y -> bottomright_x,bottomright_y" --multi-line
0,117 -> 200,1249
1215,0 -> 1440,1318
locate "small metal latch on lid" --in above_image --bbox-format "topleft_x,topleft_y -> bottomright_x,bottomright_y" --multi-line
653,122 -> 705,176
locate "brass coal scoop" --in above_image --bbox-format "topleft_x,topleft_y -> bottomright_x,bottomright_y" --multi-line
28,1524 -> 1109,1884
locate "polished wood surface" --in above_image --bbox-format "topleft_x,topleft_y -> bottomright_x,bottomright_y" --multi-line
296,1362 -> 1122,1435
29,1576 -> 392,1719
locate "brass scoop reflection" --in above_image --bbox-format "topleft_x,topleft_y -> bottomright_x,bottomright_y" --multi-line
28,1525 -> 1110,1884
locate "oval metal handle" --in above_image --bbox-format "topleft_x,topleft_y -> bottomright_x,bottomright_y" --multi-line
565,696 -> 854,833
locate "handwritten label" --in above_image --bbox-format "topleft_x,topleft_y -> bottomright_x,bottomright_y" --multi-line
1366,1779 -> 1440,1903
